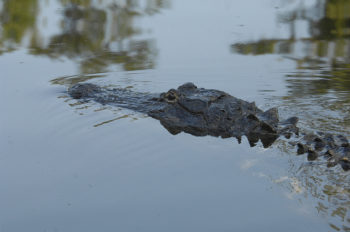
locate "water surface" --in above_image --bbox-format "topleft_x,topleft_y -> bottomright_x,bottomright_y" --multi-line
1,0 -> 350,231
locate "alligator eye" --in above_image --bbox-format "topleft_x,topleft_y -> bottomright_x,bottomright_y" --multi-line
164,90 -> 178,103
167,94 -> 176,101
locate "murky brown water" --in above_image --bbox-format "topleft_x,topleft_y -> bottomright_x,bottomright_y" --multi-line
1,0 -> 350,231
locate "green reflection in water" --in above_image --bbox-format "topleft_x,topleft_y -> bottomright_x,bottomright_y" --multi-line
0,0 -> 169,73
0,0 -> 38,53
231,0 -> 350,75
232,0 -> 350,133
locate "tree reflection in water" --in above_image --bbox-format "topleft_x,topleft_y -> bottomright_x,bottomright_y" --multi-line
0,0 -> 170,74
232,0 -> 350,135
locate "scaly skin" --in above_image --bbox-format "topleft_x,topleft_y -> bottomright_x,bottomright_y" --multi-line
68,82 -> 349,171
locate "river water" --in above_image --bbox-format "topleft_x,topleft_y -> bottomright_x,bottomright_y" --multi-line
1,0 -> 350,231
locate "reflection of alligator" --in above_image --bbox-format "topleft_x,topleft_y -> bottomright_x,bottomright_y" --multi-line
68,82 -> 350,171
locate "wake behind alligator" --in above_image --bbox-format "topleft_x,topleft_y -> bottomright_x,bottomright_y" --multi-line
68,82 -> 350,171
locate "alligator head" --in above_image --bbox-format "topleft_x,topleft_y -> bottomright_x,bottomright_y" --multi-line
149,83 -> 298,147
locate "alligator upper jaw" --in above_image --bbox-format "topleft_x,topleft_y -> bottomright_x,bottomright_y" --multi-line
68,83 -> 102,99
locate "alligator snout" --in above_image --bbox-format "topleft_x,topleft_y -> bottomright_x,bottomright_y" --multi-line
68,83 -> 101,99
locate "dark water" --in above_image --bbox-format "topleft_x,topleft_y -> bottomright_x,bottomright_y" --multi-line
1,0 -> 350,231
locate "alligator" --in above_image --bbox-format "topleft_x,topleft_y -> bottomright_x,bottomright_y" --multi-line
68,82 -> 350,171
